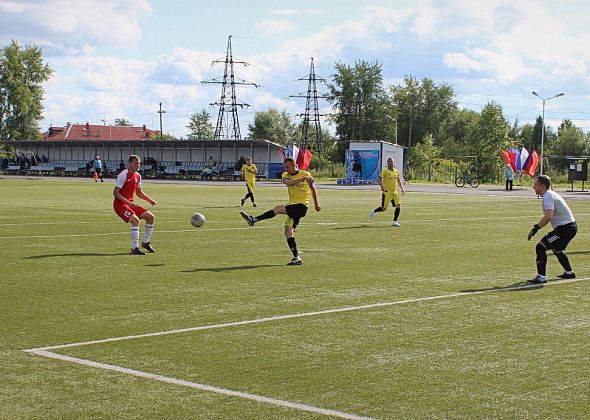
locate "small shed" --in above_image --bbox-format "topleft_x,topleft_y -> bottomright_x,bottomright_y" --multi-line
341,141 -> 405,184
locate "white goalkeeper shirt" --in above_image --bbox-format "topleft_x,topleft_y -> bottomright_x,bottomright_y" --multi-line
542,190 -> 575,228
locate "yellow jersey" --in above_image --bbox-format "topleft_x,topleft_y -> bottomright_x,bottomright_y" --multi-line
242,164 -> 257,184
380,168 -> 399,192
282,170 -> 311,206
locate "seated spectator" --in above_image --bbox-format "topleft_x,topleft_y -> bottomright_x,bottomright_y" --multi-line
201,166 -> 214,180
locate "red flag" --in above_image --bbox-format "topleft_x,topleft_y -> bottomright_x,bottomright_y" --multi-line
297,147 -> 313,170
501,150 -> 512,167
523,150 -> 539,177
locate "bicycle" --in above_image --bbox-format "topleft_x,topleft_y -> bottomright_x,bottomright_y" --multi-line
455,172 -> 479,188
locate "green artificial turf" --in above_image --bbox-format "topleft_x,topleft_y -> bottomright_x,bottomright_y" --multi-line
1,177 -> 588,418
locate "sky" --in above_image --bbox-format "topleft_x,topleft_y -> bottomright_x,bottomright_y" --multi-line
1,0 -> 590,140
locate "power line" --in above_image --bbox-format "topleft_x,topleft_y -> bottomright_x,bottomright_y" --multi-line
201,35 -> 259,140
289,57 -> 328,153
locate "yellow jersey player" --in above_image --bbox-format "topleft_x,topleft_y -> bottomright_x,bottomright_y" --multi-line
240,157 -> 257,207
370,157 -> 405,226
240,157 -> 321,265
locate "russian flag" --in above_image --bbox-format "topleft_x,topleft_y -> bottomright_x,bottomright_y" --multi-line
282,144 -> 312,170
519,147 -> 530,172
509,148 -> 520,171
283,144 -> 300,161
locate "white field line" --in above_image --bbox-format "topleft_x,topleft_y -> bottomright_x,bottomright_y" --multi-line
26,277 -> 590,352
5,213 -> 590,240
22,350 -> 371,420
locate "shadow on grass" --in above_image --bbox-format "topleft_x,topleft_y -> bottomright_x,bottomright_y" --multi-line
181,264 -> 284,273
568,250 -> 590,255
461,280 -> 546,293
24,252 -> 129,259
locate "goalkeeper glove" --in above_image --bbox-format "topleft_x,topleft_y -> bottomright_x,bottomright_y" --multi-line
527,224 -> 541,241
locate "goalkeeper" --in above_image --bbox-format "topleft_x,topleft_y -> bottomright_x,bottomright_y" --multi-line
527,175 -> 577,284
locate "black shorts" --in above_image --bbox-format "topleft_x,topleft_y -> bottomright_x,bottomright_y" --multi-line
95,168 -> 102,174
285,203 -> 308,227
541,222 -> 577,251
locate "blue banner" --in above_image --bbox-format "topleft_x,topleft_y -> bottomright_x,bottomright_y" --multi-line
346,150 -> 381,181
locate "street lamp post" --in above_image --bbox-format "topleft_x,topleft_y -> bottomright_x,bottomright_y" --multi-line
385,115 -> 398,144
532,91 -> 564,175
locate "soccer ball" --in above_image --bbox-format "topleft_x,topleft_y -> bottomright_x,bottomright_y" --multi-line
191,213 -> 206,228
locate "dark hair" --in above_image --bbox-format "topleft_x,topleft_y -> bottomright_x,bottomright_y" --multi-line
284,157 -> 295,164
129,154 -> 140,163
535,175 -> 551,189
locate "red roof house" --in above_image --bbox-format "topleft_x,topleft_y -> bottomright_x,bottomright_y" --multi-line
43,123 -> 159,141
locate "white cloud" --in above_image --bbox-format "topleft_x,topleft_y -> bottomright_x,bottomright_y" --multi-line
247,6 -> 412,76
77,57 -> 154,92
151,48 -> 219,85
0,0 -> 152,55
443,47 -> 538,82
423,0 -> 590,82
255,19 -> 296,36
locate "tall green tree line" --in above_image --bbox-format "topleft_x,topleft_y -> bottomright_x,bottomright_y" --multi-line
0,40 -> 52,140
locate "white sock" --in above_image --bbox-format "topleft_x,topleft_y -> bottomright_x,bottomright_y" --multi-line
566,270 -> 574,274
131,226 -> 140,248
143,224 -> 154,243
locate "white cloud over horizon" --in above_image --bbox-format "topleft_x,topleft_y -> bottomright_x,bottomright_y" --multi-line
2,0 -> 588,135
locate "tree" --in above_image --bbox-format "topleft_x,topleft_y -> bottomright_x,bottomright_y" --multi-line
472,101 -> 510,181
327,60 -> 391,161
114,118 -> 133,126
148,131 -> 177,141
390,76 -> 457,153
0,40 -> 53,140
438,108 -> 480,157
532,115 -> 557,152
0,143 -> 15,159
411,133 -> 440,180
553,124 -> 587,158
247,108 -> 296,145
186,109 -> 214,140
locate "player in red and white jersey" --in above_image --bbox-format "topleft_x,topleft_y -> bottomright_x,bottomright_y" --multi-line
113,155 -> 157,255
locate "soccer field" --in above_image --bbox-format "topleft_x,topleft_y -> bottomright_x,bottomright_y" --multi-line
1,178 -> 589,418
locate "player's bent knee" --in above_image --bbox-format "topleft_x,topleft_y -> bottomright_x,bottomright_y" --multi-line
284,226 -> 294,237
129,215 -> 140,226
143,212 -> 155,223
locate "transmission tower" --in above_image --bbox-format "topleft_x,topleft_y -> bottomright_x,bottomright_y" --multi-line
202,36 -> 258,140
290,57 -> 327,153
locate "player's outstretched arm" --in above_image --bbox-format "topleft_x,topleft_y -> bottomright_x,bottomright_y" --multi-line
310,183 -> 321,212
397,173 -> 405,194
136,187 -> 157,206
